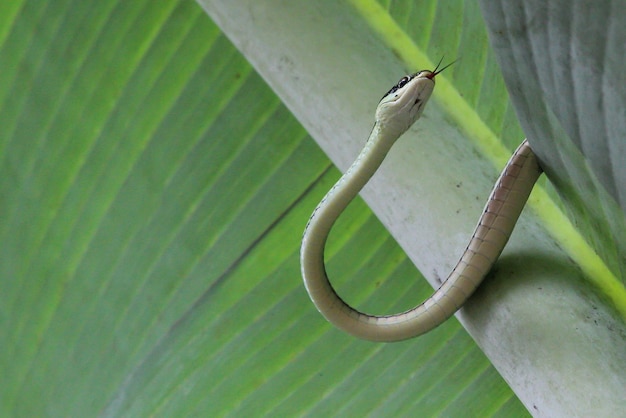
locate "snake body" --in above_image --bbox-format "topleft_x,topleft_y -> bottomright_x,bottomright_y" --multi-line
301,67 -> 542,342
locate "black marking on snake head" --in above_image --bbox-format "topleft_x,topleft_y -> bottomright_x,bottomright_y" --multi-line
381,74 -> 415,101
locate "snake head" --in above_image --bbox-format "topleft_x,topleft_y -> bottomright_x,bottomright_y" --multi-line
376,71 -> 435,135
375,58 -> 456,135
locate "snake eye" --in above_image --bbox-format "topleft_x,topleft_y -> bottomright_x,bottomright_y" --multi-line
380,75 -> 414,101
396,75 -> 411,89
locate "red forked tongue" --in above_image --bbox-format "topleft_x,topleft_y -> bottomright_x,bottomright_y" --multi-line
426,56 -> 457,79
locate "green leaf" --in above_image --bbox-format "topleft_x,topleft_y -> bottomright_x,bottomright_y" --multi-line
203,0 -> 626,416
3,0 -> 625,416
1,0 -> 525,416
480,0 -> 626,284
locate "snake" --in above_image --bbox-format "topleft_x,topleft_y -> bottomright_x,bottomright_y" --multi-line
300,60 -> 543,342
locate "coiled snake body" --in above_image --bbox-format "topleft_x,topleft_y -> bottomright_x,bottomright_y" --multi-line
301,64 -> 542,342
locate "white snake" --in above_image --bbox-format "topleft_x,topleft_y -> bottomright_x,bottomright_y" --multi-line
300,62 -> 542,342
